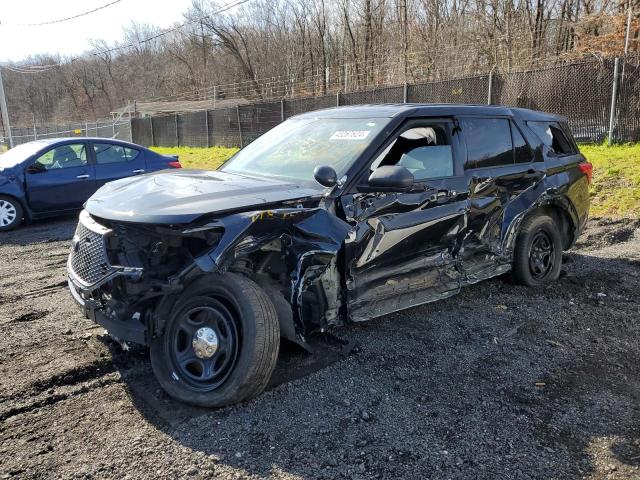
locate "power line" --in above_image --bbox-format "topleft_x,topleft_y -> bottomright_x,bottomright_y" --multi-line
87,0 -> 250,56
13,0 -> 124,27
0,0 -> 251,72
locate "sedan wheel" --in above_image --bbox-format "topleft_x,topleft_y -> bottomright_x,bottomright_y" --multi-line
0,197 -> 22,231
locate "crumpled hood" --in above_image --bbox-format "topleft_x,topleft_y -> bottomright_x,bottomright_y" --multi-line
85,169 -> 323,224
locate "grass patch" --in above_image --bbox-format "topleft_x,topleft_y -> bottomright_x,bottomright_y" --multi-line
151,146 -> 238,170
151,144 -> 640,218
580,143 -> 640,218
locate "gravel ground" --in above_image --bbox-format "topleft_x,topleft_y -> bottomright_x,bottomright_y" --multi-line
1,216 -> 639,480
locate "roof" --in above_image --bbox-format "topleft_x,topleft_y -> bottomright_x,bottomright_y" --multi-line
294,103 -> 563,121
136,98 -> 249,116
14,137 -> 142,148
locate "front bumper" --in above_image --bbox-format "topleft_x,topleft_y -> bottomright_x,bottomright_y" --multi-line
66,210 -> 147,345
68,275 -> 148,345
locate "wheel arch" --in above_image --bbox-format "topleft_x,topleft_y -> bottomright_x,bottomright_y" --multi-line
520,197 -> 579,250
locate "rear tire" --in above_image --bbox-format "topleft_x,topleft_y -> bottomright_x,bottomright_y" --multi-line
0,196 -> 22,231
150,273 -> 280,407
512,214 -> 563,287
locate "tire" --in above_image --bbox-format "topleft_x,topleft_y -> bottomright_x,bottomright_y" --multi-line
512,214 -> 563,287
0,196 -> 23,232
150,273 -> 280,407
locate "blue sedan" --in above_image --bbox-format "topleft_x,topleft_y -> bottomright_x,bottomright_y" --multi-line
0,137 -> 182,230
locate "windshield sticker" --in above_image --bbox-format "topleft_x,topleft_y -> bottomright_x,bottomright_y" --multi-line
330,130 -> 370,141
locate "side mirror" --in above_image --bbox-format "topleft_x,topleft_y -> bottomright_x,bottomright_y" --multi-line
313,165 -> 337,188
366,165 -> 414,191
26,163 -> 47,174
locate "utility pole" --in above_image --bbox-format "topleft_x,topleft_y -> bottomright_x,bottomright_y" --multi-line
624,2 -> 633,55
0,67 -> 13,148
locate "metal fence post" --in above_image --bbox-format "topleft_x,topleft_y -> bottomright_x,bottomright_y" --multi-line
33,120 -> 37,141
403,83 -> 408,103
236,105 -> 244,148
204,111 -> 210,148
85,119 -> 89,136
336,91 -> 340,107
608,58 -> 620,145
149,117 -> 155,147
0,68 -> 14,148
280,99 -> 285,122
175,113 -> 180,147
487,71 -> 493,105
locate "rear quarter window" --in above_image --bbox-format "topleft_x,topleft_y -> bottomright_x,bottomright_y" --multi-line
527,121 -> 576,156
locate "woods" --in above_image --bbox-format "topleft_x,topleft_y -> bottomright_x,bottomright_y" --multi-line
1,0 -> 638,127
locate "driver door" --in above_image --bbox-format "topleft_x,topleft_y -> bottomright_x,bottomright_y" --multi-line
25,142 -> 97,213
340,119 -> 469,322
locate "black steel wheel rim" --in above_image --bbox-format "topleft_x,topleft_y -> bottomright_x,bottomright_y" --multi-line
168,301 -> 240,391
528,230 -> 554,279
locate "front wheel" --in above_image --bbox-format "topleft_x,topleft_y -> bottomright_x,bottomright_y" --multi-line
150,273 -> 280,407
0,196 -> 23,231
512,214 -> 563,287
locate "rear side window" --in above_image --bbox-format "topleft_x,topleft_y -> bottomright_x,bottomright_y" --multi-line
527,121 -> 575,155
94,143 -> 141,164
462,118 -> 513,168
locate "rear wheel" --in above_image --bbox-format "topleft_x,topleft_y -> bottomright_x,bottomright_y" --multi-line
512,214 -> 563,287
150,273 -> 280,407
0,196 -> 22,231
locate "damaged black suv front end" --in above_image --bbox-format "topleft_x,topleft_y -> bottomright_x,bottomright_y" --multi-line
67,209 -> 222,345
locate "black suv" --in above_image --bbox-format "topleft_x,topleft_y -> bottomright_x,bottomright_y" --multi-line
67,104 -> 592,407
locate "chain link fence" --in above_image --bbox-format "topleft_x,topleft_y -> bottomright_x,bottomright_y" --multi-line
3,55 -> 639,152
129,56 -> 640,148
0,119 -> 132,150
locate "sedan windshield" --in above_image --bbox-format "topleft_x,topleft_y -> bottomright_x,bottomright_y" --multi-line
221,117 -> 388,182
0,141 -> 49,169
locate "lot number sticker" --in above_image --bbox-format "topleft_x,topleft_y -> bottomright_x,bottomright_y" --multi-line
330,130 -> 370,141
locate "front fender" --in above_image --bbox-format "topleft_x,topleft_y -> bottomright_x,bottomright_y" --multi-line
191,207 -> 351,338
0,172 -> 31,222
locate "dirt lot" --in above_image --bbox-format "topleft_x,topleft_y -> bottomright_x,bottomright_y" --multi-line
1,216 -> 639,479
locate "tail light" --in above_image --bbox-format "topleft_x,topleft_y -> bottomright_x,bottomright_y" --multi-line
167,161 -> 182,169
578,161 -> 593,184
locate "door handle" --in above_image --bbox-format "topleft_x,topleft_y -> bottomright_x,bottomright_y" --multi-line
132,169 -> 145,174
76,174 -> 90,179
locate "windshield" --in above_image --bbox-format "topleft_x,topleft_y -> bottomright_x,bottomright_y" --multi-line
0,142 -> 49,169
221,117 -> 388,182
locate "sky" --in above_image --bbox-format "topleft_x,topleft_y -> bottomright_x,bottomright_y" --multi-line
0,0 -> 195,62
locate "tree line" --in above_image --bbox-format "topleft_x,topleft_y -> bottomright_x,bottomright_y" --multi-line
1,0 -> 636,128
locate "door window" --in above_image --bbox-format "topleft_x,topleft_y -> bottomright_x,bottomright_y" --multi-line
370,125 -> 454,180
35,144 -> 87,170
462,118 -> 513,168
94,143 -> 140,164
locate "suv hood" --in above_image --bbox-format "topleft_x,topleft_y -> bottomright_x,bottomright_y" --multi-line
85,170 -> 323,224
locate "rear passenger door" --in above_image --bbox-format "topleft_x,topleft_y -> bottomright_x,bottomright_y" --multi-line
458,116 -> 543,280
91,142 -> 147,189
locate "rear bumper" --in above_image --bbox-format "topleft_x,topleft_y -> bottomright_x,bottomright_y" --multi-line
67,275 -> 148,345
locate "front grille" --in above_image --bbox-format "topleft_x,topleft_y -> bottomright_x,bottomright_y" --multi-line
69,213 -> 113,286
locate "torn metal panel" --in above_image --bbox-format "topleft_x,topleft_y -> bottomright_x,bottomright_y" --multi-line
342,191 -> 467,322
